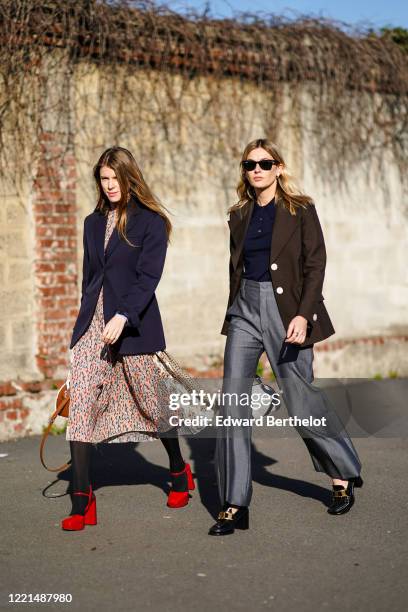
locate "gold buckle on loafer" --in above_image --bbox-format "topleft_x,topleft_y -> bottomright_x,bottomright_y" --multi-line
333,489 -> 349,498
218,509 -> 235,521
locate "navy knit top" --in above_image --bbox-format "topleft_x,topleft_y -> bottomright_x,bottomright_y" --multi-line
242,197 -> 276,281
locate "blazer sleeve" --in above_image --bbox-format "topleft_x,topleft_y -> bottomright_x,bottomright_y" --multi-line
227,212 -> 237,292
228,226 -> 234,286
80,218 -> 90,303
296,203 -> 326,324
117,213 -> 168,328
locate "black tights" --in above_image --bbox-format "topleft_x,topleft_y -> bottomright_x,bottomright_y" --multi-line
69,433 -> 186,515
160,429 -> 185,473
69,441 -> 92,515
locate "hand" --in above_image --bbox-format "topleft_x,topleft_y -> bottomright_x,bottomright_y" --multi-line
286,315 -> 308,344
102,314 -> 127,345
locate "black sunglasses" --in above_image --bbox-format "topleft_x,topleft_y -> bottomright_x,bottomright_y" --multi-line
242,159 -> 280,171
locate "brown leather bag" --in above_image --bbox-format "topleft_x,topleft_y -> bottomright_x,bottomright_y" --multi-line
39,382 -> 71,472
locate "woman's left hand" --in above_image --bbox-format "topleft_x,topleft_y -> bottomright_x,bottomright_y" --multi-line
102,314 -> 127,345
286,315 -> 308,344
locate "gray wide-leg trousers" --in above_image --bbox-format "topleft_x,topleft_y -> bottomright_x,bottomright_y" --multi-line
216,279 -> 361,507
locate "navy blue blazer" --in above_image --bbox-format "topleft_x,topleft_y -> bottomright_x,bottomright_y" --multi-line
70,196 -> 167,355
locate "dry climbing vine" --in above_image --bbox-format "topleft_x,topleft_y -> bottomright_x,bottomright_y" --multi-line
0,0 -> 407,199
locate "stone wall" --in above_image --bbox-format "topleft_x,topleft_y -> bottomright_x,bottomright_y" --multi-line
0,65 -> 407,441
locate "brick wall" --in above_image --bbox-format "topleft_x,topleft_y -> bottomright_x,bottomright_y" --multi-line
33,132 -> 78,379
0,131 -> 78,441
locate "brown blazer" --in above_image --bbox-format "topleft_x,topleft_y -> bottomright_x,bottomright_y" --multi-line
221,199 -> 335,346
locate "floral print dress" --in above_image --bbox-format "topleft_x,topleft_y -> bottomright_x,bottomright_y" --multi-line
66,207 -> 185,444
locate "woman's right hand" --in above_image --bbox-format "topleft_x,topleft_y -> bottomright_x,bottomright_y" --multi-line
102,314 -> 127,344
286,315 -> 308,344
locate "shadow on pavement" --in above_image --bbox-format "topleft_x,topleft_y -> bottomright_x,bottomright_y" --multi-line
186,436 -> 330,519
41,437 -> 331,513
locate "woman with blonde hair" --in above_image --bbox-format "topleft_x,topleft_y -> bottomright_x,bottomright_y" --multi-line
61,147 -> 195,531
209,138 -> 363,536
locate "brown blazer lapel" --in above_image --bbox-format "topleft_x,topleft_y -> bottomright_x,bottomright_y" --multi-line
229,200 -> 254,270
270,203 -> 300,262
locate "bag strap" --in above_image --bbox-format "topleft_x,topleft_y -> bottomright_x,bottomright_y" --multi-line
158,351 -> 213,410
39,403 -> 71,473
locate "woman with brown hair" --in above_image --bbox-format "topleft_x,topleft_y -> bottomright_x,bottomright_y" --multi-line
61,146 -> 194,531
209,138 -> 363,536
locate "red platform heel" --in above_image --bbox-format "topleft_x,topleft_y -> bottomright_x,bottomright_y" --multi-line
167,463 -> 195,508
61,485 -> 97,531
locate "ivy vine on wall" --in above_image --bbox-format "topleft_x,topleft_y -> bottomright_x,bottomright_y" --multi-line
0,0 -> 407,196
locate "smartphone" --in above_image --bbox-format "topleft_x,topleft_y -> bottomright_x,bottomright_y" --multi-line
277,340 -> 300,365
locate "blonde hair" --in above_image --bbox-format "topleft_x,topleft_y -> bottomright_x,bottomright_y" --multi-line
93,146 -> 172,245
230,138 -> 313,215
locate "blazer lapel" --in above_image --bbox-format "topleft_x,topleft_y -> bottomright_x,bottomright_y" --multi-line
229,200 -> 254,270
93,211 -> 107,266
270,203 -> 300,262
104,221 -> 120,261
104,199 -> 142,261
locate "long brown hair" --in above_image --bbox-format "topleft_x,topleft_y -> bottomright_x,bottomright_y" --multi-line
230,138 -> 314,215
93,146 -> 172,245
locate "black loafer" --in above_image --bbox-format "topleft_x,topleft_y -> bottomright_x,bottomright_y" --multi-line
208,505 -> 249,536
327,476 -> 363,515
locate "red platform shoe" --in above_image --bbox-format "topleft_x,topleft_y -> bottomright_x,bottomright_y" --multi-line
167,463 -> 195,508
61,485 -> 97,531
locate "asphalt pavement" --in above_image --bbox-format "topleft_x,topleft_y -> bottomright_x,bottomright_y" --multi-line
0,420 -> 407,612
